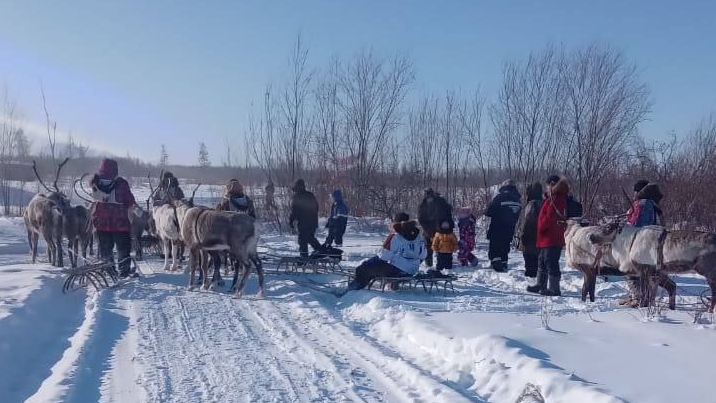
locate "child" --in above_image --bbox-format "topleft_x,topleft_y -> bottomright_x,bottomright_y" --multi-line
457,207 -> 479,267
430,220 -> 458,277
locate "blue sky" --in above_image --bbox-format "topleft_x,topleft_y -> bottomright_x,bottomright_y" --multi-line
0,0 -> 714,165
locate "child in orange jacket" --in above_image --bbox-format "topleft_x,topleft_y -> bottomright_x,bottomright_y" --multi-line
430,220 -> 458,276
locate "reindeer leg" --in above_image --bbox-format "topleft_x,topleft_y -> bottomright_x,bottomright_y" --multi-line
211,252 -> 224,287
201,251 -> 212,291
708,279 -> 716,314
657,272 -> 677,310
162,239 -> 171,271
171,241 -> 181,271
187,248 -> 197,291
30,232 -> 38,263
253,255 -> 265,298
233,259 -> 253,298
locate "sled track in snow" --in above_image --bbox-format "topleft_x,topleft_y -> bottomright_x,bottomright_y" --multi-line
95,272 -> 480,403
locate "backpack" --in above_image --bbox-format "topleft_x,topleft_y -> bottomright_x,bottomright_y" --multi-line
566,195 -> 583,218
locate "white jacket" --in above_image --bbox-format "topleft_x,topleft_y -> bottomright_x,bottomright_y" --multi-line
379,233 -> 427,275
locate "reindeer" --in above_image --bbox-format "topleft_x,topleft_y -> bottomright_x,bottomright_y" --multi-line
130,206 -> 151,260
564,219 -> 676,309
181,206 -> 263,297
149,182 -> 201,272
24,158 -> 72,267
590,221 -> 716,312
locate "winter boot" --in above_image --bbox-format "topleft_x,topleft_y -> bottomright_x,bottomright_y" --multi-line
469,256 -> 480,268
526,270 -> 547,294
491,258 -> 507,273
544,275 -> 561,296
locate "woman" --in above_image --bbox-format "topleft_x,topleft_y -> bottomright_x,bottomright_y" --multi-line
344,212 -> 427,293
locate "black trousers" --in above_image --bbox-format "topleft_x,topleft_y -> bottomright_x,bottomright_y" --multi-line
523,251 -> 539,278
324,224 -> 346,247
298,229 -> 322,258
353,257 -> 409,289
488,238 -> 511,263
423,231 -> 436,266
97,231 -> 132,274
538,246 -> 562,277
435,252 -> 453,271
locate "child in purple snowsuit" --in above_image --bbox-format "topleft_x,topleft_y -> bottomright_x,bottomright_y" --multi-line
457,207 -> 479,267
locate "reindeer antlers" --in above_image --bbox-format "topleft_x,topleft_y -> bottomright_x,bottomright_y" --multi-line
32,157 -> 69,194
73,173 -> 93,204
189,183 -> 201,204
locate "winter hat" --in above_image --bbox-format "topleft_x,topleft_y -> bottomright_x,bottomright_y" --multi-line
440,220 -> 453,230
633,179 -> 649,193
546,175 -> 561,186
163,171 -> 174,180
292,179 -> 306,192
226,179 -> 243,194
458,207 -> 472,218
501,179 -> 516,188
98,158 -> 119,180
332,189 -> 343,201
393,212 -> 410,223
527,182 -> 543,201
424,187 -> 435,197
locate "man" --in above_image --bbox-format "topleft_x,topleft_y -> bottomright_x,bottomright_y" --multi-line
417,188 -> 453,267
288,179 -> 323,258
484,179 -> 522,272
216,179 -> 256,218
152,171 -> 184,206
526,175 -> 569,296
89,158 -> 138,278
620,179 -> 664,307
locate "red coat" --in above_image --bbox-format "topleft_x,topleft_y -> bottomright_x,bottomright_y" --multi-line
536,178 -> 569,248
90,176 -> 136,232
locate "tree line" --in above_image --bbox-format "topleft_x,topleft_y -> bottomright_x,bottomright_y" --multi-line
2,38 -> 715,231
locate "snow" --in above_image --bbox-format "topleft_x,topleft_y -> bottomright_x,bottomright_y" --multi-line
1,210 -> 715,403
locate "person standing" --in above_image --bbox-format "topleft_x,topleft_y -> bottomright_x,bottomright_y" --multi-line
216,179 -> 256,218
89,158 -> 138,278
456,207 -> 479,267
288,179 -> 323,258
526,175 -> 569,296
324,189 -> 349,247
417,188 -> 453,267
484,179 -> 522,272
518,182 -> 544,278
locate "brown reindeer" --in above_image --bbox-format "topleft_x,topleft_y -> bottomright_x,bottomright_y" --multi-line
24,158 -> 71,267
181,206 -> 263,297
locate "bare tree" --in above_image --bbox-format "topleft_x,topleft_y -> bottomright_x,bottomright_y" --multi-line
489,45 -> 565,187
248,85 -> 280,183
337,49 -> 415,188
198,141 -> 210,167
560,43 -> 651,214
279,33 -> 314,182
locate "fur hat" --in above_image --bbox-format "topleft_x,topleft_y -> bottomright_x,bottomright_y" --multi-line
501,179 -> 516,188
458,207 -> 472,218
633,179 -> 649,193
332,189 -> 343,201
292,179 -> 306,192
440,220 -> 453,230
546,175 -> 561,186
393,212 -> 410,223
226,179 -> 243,194
527,182 -> 543,201
98,158 -> 118,180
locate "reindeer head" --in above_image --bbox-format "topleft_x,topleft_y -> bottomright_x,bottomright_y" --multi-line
589,220 -> 623,246
33,158 -> 72,211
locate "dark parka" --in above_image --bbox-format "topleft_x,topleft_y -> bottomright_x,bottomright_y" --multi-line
485,183 -> 522,242
417,189 -> 453,236
288,179 -> 319,233
518,182 -> 544,255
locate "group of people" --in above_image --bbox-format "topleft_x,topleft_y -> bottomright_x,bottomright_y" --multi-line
85,157 -> 663,305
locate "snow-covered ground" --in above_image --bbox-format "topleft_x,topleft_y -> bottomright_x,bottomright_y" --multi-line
1,206 -> 715,402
